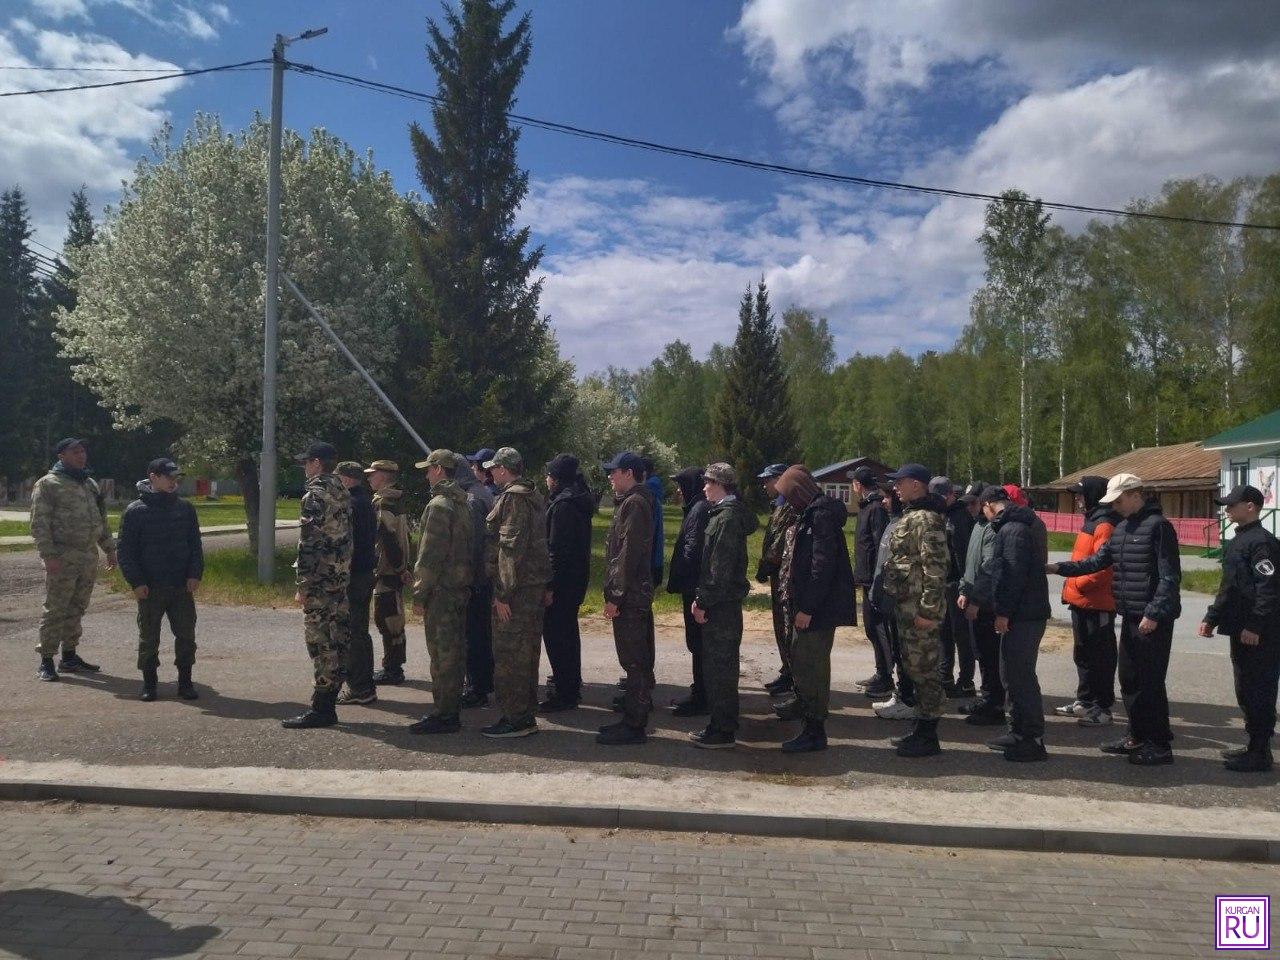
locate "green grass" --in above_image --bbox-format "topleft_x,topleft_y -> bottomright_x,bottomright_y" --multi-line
107,545 -> 300,607
0,520 -> 30,536
3,495 -> 300,537
1182,568 -> 1221,595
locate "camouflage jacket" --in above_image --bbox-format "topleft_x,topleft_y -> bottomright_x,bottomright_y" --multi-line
372,485 -> 411,590
295,472 -> 352,595
413,479 -> 473,602
696,496 -> 760,608
29,466 -> 115,560
882,495 -> 949,622
486,478 -> 552,603
757,499 -> 797,582
604,483 -> 655,610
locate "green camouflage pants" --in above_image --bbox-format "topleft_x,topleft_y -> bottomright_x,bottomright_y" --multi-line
790,626 -> 835,721
37,549 -> 98,657
136,585 -> 197,671
424,588 -> 468,718
492,586 -> 544,723
702,602 -> 743,733
303,587 -> 350,692
374,576 -> 406,669
895,609 -> 944,719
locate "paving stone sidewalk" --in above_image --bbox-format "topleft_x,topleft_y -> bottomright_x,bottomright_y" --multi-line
0,800 -> 1276,960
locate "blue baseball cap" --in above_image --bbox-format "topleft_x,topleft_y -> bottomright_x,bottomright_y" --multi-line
467,448 -> 496,465
602,451 -> 644,474
886,463 -> 931,484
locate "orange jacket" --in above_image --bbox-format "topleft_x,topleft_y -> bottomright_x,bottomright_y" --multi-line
1061,508 -> 1116,611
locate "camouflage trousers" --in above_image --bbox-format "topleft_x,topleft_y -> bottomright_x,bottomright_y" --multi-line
492,586 -> 544,723
303,587 -> 350,692
424,588 -> 469,718
374,576 -> 407,670
37,549 -> 98,657
702,602 -> 743,733
894,609 -> 944,720
769,576 -> 793,674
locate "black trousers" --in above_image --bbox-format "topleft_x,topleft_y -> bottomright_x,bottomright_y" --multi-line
1231,631 -> 1280,740
862,591 -> 892,682
680,591 -> 706,701
344,569 -> 376,695
971,608 -> 1004,708
136,585 -> 197,672
465,581 -> 495,696
542,589 -> 583,702
1118,615 -> 1173,746
614,608 -> 655,729
939,583 -> 975,687
1070,607 -> 1117,710
1000,620 -> 1046,740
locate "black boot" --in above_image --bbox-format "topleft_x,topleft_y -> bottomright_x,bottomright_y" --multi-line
140,668 -> 158,702
282,690 -> 339,729
177,666 -> 198,700
781,720 -> 827,753
896,718 -> 941,757
37,657 -> 59,682
59,651 -> 100,673
1225,736 -> 1273,773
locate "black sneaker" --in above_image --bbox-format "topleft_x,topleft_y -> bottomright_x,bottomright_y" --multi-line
782,722 -> 827,753
372,668 -> 405,686
1221,743 -> 1250,759
337,689 -> 377,706
37,658 -> 59,682
597,722 -> 646,746
861,676 -> 894,699
773,696 -> 804,722
985,732 -> 1019,752
895,723 -> 941,758
964,706 -> 1007,727
1004,738 -> 1048,762
460,688 -> 491,709
1225,746 -> 1273,773
59,651 -> 99,673
1128,742 -> 1173,766
481,716 -> 538,739
764,672 -> 792,694
409,714 -> 460,735
671,696 -> 709,718
537,695 -> 579,714
1100,737 -> 1141,755
689,726 -> 736,749
281,708 -> 337,729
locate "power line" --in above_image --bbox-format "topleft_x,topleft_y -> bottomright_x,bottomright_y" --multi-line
287,60 -> 1280,233
0,65 -> 197,73
0,59 -> 271,98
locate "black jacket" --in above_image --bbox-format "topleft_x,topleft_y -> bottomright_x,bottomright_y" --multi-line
546,476 -> 595,604
991,505 -> 1051,622
944,499 -> 975,585
1205,520 -> 1280,637
853,491 -> 888,586
666,467 -> 709,596
349,483 -> 377,575
117,481 -> 204,589
787,494 -> 857,630
1057,499 -> 1182,622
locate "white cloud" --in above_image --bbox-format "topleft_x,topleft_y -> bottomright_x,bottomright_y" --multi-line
28,0 -> 90,21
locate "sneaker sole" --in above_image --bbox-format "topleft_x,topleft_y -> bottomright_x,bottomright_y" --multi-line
690,739 -> 736,750
482,726 -> 539,739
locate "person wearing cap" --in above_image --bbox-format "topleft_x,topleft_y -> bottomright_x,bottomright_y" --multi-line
406,449 -> 474,734
667,466 -> 711,716
541,453 -> 595,712
117,457 -> 203,701
956,485 -> 1005,726
599,450 -> 656,745
930,476 -> 977,701
1054,476 -> 1119,727
1199,485 -> 1280,773
980,485 -> 1052,762
881,463 -> 950,757
364,460 -> 412,686
334,462 -> 378,706
852,466 -> 892,699
454,454 -> 496,709
29,438 -> 117,681
755,462 -> 797,697
1049,473 -> 1181,765
482,447 -> 552,739
468,448 -> 498,497
773,464 -> 856,752
282,442 -> 353,729
960,482 -> 984,521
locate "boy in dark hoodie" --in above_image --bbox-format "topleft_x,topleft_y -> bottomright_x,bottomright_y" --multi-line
666,467 -> 711,716
541,454 -> 595,711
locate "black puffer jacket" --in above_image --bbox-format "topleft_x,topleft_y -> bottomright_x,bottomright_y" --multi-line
1057,498 -> 1181,622
853,490 -> 887,586
349,482 -> 377,575
666,468 -> 709,596
117,481 -> 204,589
546,475 -> 596,604
787,494 -> 857,630
944,499 -> 975,584
991,505 -> 1051,622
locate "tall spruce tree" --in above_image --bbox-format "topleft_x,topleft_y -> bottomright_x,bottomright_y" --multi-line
0,187 -> 43,482
404,0 -> 572,463
712,279 -> 798,509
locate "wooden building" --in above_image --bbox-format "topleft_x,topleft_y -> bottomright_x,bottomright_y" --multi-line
811,457 -> 892,511
1029,441 -> 1219,519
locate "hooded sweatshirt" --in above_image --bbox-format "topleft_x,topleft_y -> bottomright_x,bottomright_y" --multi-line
1061,475 -> 1118,612
546,474 -> 596,604
785,492 -> 857,630
667,468 -> 710,595
696,495 -> 760,608
117,480 -> 203,589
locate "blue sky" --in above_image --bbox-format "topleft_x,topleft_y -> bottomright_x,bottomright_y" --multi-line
4,1 -> 1280,373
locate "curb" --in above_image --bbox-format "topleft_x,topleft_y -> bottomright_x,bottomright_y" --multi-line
0,779 -> 1275,864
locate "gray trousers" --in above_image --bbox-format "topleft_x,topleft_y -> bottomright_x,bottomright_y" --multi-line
1000,620 -> 1047,741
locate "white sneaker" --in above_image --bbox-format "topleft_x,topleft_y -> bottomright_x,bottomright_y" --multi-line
1078,706 -> 1113,727
874,696 -> 919,720
1054,700 -> 1087,717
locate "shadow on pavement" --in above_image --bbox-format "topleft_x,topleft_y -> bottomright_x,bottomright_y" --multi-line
0,889 -> 218,958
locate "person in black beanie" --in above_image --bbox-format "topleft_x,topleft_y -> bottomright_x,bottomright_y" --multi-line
667,467 -> 711,716
540,453 -> 595,711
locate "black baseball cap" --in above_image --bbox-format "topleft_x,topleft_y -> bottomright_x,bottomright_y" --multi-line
851,466 -> 878,487
960,481 -> 984,503
54,437 -> 85,455
1215,484 -> 1264,508
146,457 -> 181,477
757,462 -> 787,480
294,441 -> 337,463
886,463 -> 931,484
602,451 -> 644,474
467,447 -> 496,465
979,485 -> 1010,504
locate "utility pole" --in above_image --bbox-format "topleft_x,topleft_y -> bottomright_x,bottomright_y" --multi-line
257,26 -> 328,584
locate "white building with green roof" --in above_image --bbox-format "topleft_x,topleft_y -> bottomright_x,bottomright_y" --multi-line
1202,409 -> 1280,540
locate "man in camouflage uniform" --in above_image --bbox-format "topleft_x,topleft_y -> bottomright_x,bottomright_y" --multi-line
408,449 -> 474,734
365,460 -> 411,685
755,463 -> 796,696
482,447 -> 551,738
283,442 -> 353,729
30,438 -> 117,681
882,462 -> 950,757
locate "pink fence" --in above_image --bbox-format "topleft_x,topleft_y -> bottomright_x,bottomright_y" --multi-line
1036,511 -> 1219,549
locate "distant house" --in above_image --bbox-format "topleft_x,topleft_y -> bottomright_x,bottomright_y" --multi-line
1203,408 -> 1280,539
811,457 -> 892,510
1029,441 -> 1219,519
